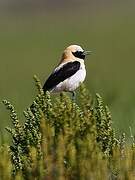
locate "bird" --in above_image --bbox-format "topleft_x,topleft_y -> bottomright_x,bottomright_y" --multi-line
43,44 -> 91,98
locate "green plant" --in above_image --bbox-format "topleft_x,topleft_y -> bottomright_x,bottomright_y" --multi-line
1,76 -> 135,179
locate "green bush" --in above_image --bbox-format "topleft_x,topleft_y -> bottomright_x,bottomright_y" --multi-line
0,76 -> 135,180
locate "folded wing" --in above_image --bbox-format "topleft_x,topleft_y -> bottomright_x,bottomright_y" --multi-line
43,61 -> 80,92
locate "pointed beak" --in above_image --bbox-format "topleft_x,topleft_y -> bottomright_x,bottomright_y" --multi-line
83,50 -> 92,55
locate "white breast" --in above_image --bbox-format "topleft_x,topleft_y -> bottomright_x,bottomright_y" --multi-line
52,62 -> 86,92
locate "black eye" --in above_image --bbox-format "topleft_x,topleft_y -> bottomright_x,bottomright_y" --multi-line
72,51 -> 85,59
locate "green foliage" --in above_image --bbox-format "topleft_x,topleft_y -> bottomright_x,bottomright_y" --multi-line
95,93 -> 116,155
0,77 -> 135,179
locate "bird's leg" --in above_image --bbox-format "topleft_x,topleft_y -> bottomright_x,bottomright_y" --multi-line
71,91 -> 76,102
71,91 -> 76,112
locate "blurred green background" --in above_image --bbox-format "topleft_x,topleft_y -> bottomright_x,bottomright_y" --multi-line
0,0 -> 135,136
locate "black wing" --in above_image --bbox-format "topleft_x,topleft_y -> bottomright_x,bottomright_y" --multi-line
43,61 -> 80,92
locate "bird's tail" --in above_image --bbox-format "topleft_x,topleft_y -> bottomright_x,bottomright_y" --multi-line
43,85 -> 47,93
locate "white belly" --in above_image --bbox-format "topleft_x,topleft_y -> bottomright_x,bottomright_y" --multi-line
52,67 -> 86,92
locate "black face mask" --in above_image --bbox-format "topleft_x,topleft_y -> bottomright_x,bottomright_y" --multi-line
72,51 -> 85,60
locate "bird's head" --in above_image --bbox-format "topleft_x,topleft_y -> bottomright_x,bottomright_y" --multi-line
60,45 -> 91,63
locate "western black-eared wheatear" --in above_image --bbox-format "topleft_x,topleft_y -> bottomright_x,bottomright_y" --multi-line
43,45 -> 91,98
